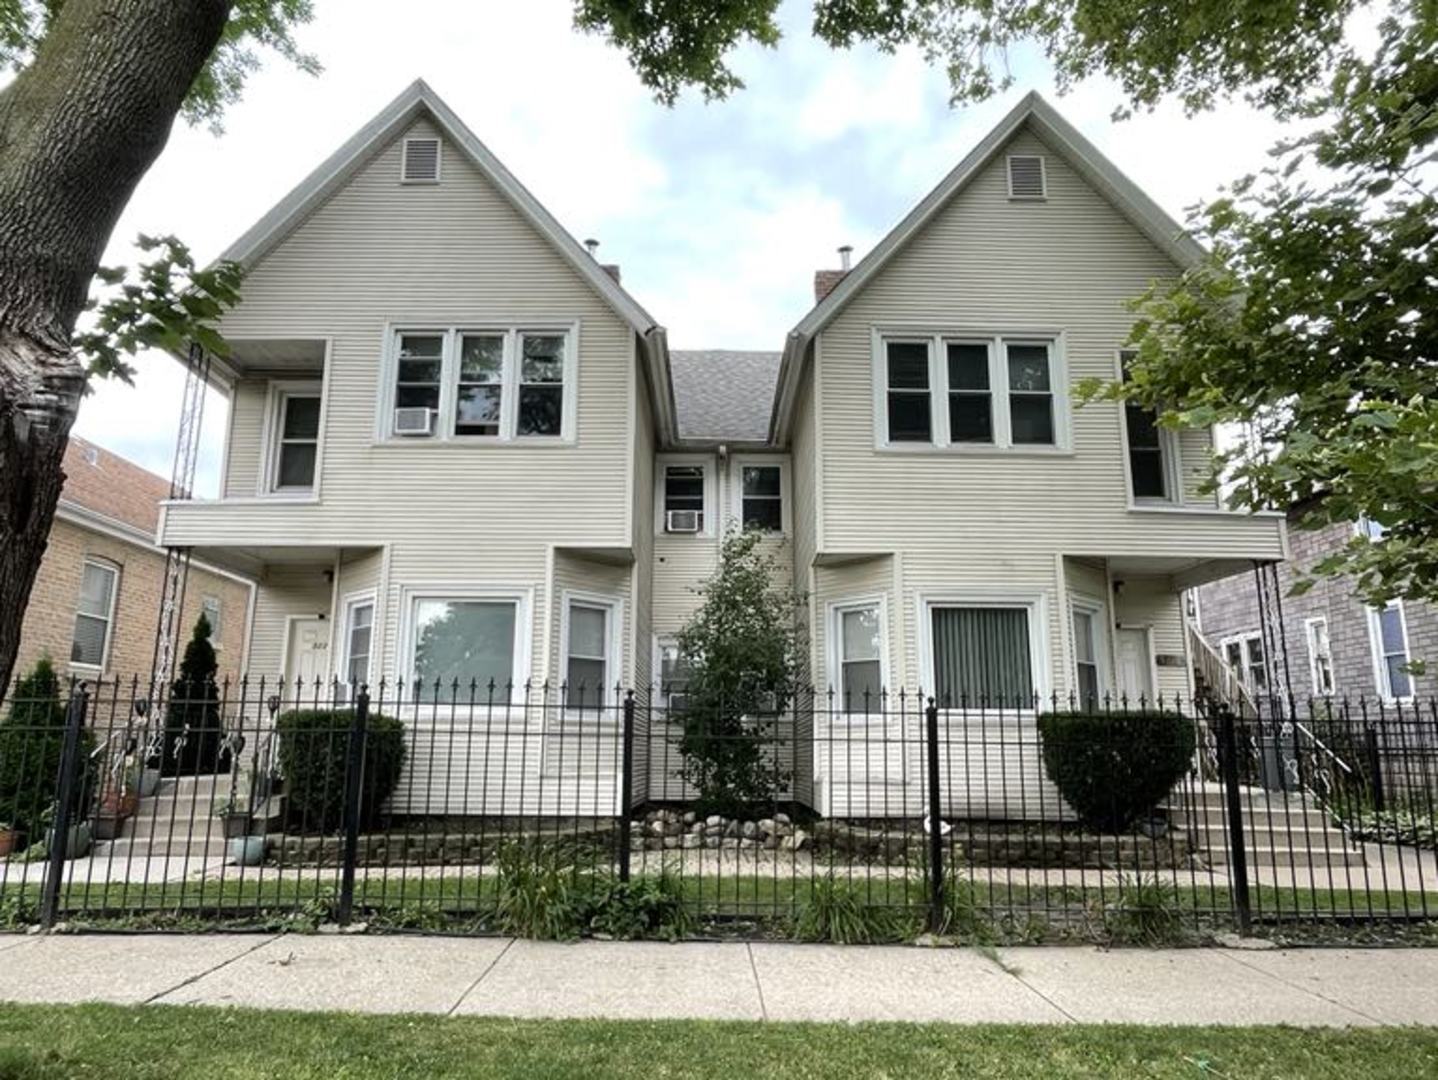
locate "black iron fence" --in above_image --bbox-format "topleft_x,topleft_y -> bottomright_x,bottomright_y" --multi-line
1,675 -> 1435,942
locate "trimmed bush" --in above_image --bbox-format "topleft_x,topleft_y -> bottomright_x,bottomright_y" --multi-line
1038,710 -> 1196,833
275,708 -> 406,833
160,615 -> 223,776
0,657 -> 96,841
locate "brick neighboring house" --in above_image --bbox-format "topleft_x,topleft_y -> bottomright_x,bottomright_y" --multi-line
1194,517 -> 1437,703
13,437 -> 254,687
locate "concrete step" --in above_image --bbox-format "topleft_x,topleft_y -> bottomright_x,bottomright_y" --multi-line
1206,843 -> 1366,868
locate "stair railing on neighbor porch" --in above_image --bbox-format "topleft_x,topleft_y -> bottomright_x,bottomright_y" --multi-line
1187,619 -> 1256,716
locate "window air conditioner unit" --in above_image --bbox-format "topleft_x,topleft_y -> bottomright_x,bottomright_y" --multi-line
666,509 -> 701,533
393,407 -> 434,436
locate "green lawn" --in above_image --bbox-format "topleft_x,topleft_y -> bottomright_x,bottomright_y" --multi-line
0,1004 -> 1434,1079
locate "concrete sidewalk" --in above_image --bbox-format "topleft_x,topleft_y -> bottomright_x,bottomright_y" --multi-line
2,933 -> 1436,1026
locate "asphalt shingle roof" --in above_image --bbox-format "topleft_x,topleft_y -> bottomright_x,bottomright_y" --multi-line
670,349 -> 781,444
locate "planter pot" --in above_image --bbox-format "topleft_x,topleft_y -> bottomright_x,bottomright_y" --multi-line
99,791 -> 139,819
219,812 -> 253,839
45,822 -> 92,860
0,829 -> 19,858
227,835 -> 267,867
93,812 -> 128,841
136,769 -> 161,798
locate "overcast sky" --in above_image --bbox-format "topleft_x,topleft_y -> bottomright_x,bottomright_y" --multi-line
70,0 -> 1290,494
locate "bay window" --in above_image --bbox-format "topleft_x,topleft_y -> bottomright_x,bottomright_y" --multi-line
564,598 -> 616,705
877,332 -> 1065,449
1071,604 -> 1106,707
342,598 -> 375,692
410,597 -> 520,694
386,325 -> 574,442
931,605 -> 1035,708
835,602 -> 884,707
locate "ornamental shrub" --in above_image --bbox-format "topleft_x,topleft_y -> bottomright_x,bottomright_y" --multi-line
0,656 -> 96,841
276,708 -> 406,833
160,614 -> 223,776
1037,710 -> 1196,833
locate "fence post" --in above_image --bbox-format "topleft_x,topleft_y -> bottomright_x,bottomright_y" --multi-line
1365,725 -> 1386,813
924,697 -> 945,932
619,691 -> 635,882
40,686 -> 89,930
1217,708 -> 1252,936
336,686 -> 369,925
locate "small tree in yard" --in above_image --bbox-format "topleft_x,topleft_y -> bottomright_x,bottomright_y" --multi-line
160,614 -> 223,776
0,655 -> 95,842
675,529 -> 805,816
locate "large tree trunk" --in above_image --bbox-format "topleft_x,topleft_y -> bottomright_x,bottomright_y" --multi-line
0,1 -> 231,696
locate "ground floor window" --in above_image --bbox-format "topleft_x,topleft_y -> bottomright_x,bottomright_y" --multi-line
1222,632 -> 1268,694
342,597 -> 375,694
1370,601 -> 1412,700
1071,603 -> 1105,708
71,558 -> 119,668
564,597 -> 617,706
410,597 -> 519,695
834,601 -> 884,708
657,640 -> 693,706
931,605 -> 1034,708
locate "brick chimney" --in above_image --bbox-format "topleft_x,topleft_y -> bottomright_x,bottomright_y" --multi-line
813,244 -> 853,303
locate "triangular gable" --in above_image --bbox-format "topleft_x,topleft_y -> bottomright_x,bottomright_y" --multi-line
770,91 -> 1204,442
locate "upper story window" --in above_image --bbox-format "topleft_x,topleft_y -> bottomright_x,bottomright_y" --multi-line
385,326 -> 575,443
71,558 -> 119,669
877,334 -> 1067,451
1120,350 -> 1177,502
740,463 -> 784,532
1370,600 -> 1412,700
662,462 -> 707,534
272,388 -> 321,491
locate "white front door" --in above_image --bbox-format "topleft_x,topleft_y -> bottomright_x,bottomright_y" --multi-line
1115,627 -> 1154,703
285,617 -> 330,686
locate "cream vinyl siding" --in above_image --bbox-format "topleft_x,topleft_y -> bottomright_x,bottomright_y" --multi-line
1113,577 -> 1190,700
651,531 -> 718,640
171,117 -> 640,683
248,566 -> 334,680
816,123 -> 1280,562
812,556 -> 900,696
631,376 -> 656,691
788,351 -> 819,678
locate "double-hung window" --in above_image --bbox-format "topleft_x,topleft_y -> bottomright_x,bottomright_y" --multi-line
1071,604 -> 1106,707
658,641 -> 693,704
201,596 -> 223,642
410,597 -> 520,697
740,464 -> 783,532
1222,633 -> 1268,694
878,333 -> 1064,449
1371,601 -> 1412,700
272,391 -> 321,490
564,599 -> 616,706
930,605 -> 1035,708
1305,616 -> 1334,696
71,559 -> 118,669
835,603 -> 884,707
387,326 -> 574,442
1120,350 -> 1176,501
662,463 -> 707,533
343,598 -> 375,694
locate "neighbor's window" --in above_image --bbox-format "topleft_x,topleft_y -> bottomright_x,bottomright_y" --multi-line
71,559 -> 118,668
1372,601 -> 1412,700
201,596 -> 222,641
741,465 -> 783,532
947,342 -> 993,443
658,641 -> 692,698
1223,633 -> 1268,694
837,604 -> 883,706
663,464 -> 706,532
1071,607 -> 1102,707
885,340 -> 933,442
931,606 -> 1034,707
1306,616 -> 1334,696
388,327 -> 573,441
879,334 -> 1062,449
411,598 -> 518,693
274,392 -> 321,490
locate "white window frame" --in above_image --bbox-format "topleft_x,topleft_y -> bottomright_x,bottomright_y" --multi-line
1368,600 -> 1413,702
70,557 -> 120,672
399,586 -> 533,704
1069,595 -> 1110,705
401,136 -> 442,184
918,591 -> 1052,710
655,453 -> 716,536
1116,349 -> 1181,505
1304,615 -> 1335,697
871,329 -> 1071,453
730,455 -> 789,535
378,324 -> 579,444
653,636 -> 694,700
560,591 -> 624,707
339,591 -> 377,697
826,595 -> 891,712
260,380 -> 324,495
1219,631 -> 1269,694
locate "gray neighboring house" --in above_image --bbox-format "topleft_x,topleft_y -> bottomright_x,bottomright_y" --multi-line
1194,517 -> 1437,705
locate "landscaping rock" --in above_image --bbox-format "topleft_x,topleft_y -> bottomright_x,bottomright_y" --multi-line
741,821 -> 760,839
683,811 -> 697,826
681,834 -> 702,849
757,818 -> 775,835
775,812 -> 791,826
705,814 -> 725,827
781,829 -> 809,853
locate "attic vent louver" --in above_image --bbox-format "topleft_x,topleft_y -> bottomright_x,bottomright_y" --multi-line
402,137 -> 441,183
1006,154 -> 1046,200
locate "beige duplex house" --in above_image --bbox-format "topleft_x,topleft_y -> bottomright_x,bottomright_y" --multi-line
158,83 -> 1284,815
